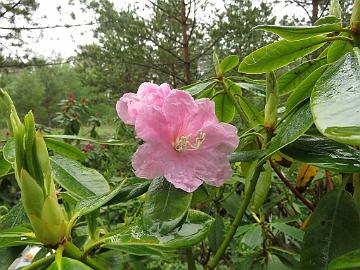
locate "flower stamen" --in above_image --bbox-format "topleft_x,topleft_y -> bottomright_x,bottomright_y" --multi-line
174,131 -> 206,152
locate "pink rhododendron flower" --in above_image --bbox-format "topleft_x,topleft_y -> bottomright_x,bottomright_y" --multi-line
117,83 -> 239,192
116,82 -> 171,125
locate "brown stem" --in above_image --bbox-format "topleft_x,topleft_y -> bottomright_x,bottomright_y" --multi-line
325,170 -> 334,192
270,160 -> 315,211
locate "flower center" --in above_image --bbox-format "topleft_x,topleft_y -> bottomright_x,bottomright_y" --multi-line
174,131 -> 206,152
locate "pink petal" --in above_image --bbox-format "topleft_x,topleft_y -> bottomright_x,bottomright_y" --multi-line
193,151 -> 233,187
164,154 -> 203,192
163,90 -> 198,140
185,98 -> 218,135
201,122 -> 239,153
160,83 -> 171,96
116,93 -> 140,125
132,143 -> 169,179
137,82 -> 169,108
135,106 -> 171,143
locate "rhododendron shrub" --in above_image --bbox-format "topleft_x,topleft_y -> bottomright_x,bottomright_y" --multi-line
1,1 -> 360,269
117,83 -> 239,192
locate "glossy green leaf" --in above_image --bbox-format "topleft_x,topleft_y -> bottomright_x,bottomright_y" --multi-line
213,93 -> 235,123
103,210 -> 214,251
238,36 -> 328,74
278,57 -> 327,95
286,65 -> 328,110
314,16 -> 341,26
327,32 -> 353,63
241,225 -> 263,249
249,162 -> 272,212
237,95 -> 263,126
0,154 -> 11,177
50,155 -> 110,199
0,202 -> 28,230
44,134 -> 129,146
181,80 -> 216,96
272,223 -> 304,242
229,150 -> 264,163
0,247 -> 23,269
47,257 -> 92,270
254,24 -> 342,40
213,51 -> 221,76
311,49 -> 360,145
263,101 -> 313,161
328,248 -> 360,270
142,177 -> 192,234
45,138 -> 85,161
329,0 -> 342,20
219,55 -> 239,74
105,182 -> 150,205
0,226 -> 39,247
208,213 -> 224,252
266,254 -> 291,270
282,135 -> 360,172
91,250 -> 124,270
2,138 -> 15,164
236,82 -> 265,96
74,183 -> 125,217
300,190 -> 360,270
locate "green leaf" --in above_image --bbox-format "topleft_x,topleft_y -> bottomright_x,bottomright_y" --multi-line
229,150 -> 264,163
328,248 -> 360,270
47,257 -> 92,270
103,210 -> 214,252
2,138 -> 15,164
282,135 -> 360,172
74,183 -> 125,217
250,162 -> 272,212
266,254 -> 291,270
219,55 -> 239,74
91,250 -> 124,270
0,202 -> 29,230
327,32 -> 353,63
272,223 -> 304,242
314,16 -> 341,26
241,225 -> 263,249
105,182 -> 150,205
45,138 -> 85,161
0,226 -> 39,247
213,93 -> 235,123
286,65 -> 328,110
300,190 -> 360,270
254,24 -> 342,40
236,82 -> 265,96
142,177 -> 192,234
0,247 -> 23,270
311,49 -> 360,145
181,80 -> 216,96
263,101 -> 313,161
50,155 -> 110,199
208,213 -> 225,252
237,95 -> 263,126
213,51 -> 221,76
44,134 -> 129,146
278,57 -> 327,96
238,36 -> 328,74
0,154 -> 11,178
329,0 -> 342,19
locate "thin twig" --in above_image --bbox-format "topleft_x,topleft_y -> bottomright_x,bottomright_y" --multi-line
270,160 -> 315,211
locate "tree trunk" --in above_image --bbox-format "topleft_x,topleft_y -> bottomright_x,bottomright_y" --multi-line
312,0 -> 319,24
180,0 -> 191,85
